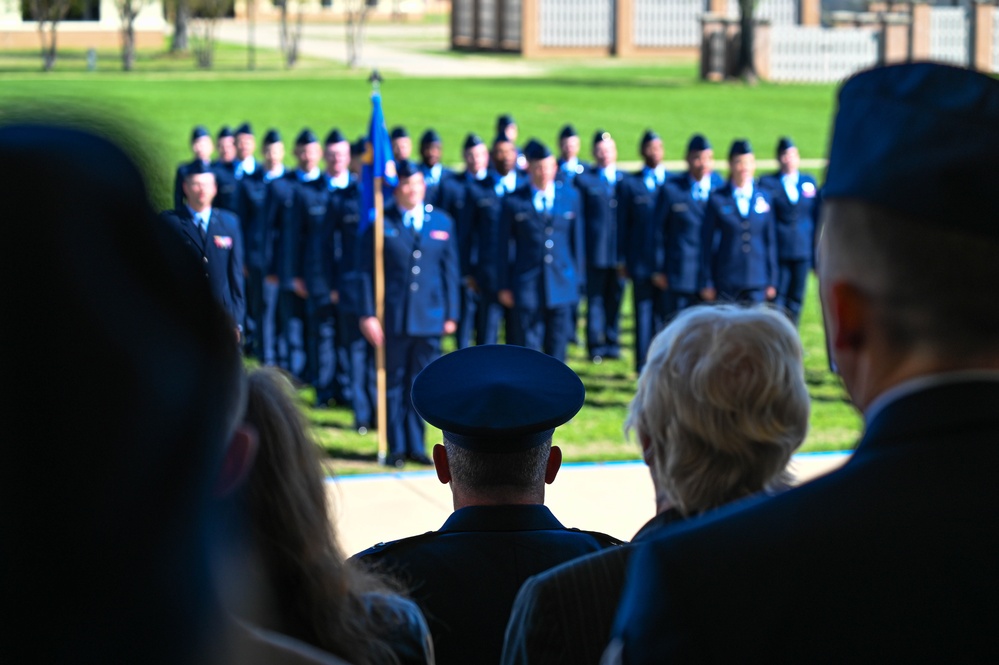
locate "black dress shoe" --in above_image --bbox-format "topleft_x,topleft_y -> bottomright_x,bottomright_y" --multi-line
407,453 -> 434,466
383,454 -> 406,469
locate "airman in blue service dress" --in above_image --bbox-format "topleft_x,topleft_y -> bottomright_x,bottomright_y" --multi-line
556,124 -> 589,345
352,344 -> 622,665
497,139 -> 584,362
418,128 -> 453,210
655,134 -> 725,322
574,130 -> 626,362
619,129 -> 668,372
259,129 -> 294,367
699,140 -> 778,304
233,122 -> 269,359
446,133 -> 486,350
173,125 -> 214,210
211,125 -> 239,213
357,160 -> 460,467
161,161 -> 246,333
759,136 -> 819,325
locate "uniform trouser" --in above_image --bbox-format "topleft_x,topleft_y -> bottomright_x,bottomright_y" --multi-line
586,267 -> 626,359
306,295 -> 336,404
260,279 -> 280,366
661,291 -> 700,325
776,259 -> 810,326
341,312 -> 376,428
332,303 -> 353,404
632,278 -> 660,373
386,334 -> 440,457
457,284 -> 478,349
276,288 -> 308,382
718,287 -> 767,305
475,292 -> 505,345
519,303 -> 572,363
243,266 -> 265,360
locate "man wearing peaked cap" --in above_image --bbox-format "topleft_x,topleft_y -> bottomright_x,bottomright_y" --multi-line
495,138 -> 584,362
619,129 -> 669,373
355,159 -> 461,467
759,136 -> 819,326
352,344 -> 621,665
654,133 -> 724,322
606,63 -> 999,665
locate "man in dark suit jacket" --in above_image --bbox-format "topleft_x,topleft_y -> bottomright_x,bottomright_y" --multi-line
502,305 -> 809,665
574,130 -> 626,362
759,136 -> 819,326
353,344 -> 622,665
607,63 -> 999,665
357,160 -> 460,467
497,139 -> 583,362
699,139 -> 777,305
162,162 -> 246,336
653,134 -> 723,322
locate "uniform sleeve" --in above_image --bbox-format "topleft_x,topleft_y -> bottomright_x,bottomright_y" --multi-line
765,193 -> 779,286
443,215 -> 461,323
495,196 -> 515,293
654,184 -> 670,276
357,223 -> 376,319
228,213 -> 247,330
700,198 -> 717,290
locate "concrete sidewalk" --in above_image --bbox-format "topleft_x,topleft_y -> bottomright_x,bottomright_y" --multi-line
329,452 -> 850,555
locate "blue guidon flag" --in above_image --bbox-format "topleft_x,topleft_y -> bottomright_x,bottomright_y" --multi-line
360,90 -> 397,233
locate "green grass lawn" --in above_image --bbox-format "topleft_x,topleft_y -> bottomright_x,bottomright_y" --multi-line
0,40 -> 861,474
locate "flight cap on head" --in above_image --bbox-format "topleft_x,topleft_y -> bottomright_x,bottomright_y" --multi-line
559,124 -> 578,141
395,159 -> 419,179
592,130 -> 612,147
191,125 -> 210,142
776,136 -> 795,155
412,345 -> 585,453
687,134 -> 711,153
325,128 -> 347,146
217,125 -> 234,140
390,126 -> 409,140
296,128 -> 318,146
728,139 -> 753,159
235,122 -> 253,137
463,133 -> 484,151
823,62 -> 999,236
640,129 -> 660,148
420,128 -> 442,147
523,138 -> 552,161
497,114 -> 516,134
351,136 -> 366,156
263,128 -> 282,146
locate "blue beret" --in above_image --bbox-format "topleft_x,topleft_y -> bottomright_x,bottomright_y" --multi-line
640,129 -> 660,147
295,128 -> 318,146
824,62 -> 999,236
776,136 -> 795,155
351,136 -> 366,156
412,345 -> 585,452
728,139 -> 753,159
216,126 -> 233,140
420,128 -> 442,147
395,159 -> 419,179
390,126 -> 409,140
463,133 -> 484,151
235,122 -> 253,136
686,134 -> 711,153
263,129 -> 281,146
325,128 -> 347,146
592,130 -> 612,147
190,125 -> 210,142
559,124 -> 577,141
497,114 -> 516,132
523,138 -> 552,161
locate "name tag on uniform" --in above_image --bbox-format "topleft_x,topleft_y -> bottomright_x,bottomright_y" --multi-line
213,236 -> 233,249
430,230 -> 449,241
802,182 -> 817,198
754,198 -> 771,214
672,203 -> 688,213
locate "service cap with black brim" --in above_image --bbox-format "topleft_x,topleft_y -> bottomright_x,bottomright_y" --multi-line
412,345 -> 585,453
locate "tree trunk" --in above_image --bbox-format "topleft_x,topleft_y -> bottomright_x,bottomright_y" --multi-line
247,0 -> 256,71
41,23 -> 58,71
738,0 -> 757,82
172,0 -> 190,52
123,23 -> 136,71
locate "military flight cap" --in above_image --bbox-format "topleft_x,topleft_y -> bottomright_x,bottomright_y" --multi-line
640,129 -> 660,147
325,128 -> 347,146
497,114 -> 516,134
824,62 -> 999,237
559,124 -> 578,141
728,139 -> 753,159
463,133 -> 484,151
412,345 -> 585,452
396,159 -> 419,179
296,128 -> 318,146
263,128 -> 281,146
523,138 -> 552,161
687,134 -> 711,153
592,129 -> 612,147
776,136 -> 795,155
390,126 -> 409,140
217,125 -> 234,140
420,129 -> 442,146
235,122 -> 253,136
351,136 -> 366,156
191,125 -> 210,142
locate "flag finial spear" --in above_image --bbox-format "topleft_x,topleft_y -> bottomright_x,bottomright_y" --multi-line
368,69 -> 383,90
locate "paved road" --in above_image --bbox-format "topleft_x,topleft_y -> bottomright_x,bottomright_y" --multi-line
330,452 -> 850,555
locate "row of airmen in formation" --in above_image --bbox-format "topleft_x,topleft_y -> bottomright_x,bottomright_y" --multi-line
166,115 -> 820,465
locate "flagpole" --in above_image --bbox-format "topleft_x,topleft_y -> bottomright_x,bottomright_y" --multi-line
370,70 -> 389,466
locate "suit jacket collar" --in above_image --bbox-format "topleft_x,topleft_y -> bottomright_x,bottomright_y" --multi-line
632,507 -> 686,542
439,504 -> 565,533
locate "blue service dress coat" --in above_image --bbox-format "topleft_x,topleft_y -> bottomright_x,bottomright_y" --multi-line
574,169 -> 624,270
210,160 -> 239,213
610,380 -> 999,664
352,504 -> 623,665
657,172 -> 725,295
759,171 -> 819,264
699,182 -> 778,300
161,206 -> 246,329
